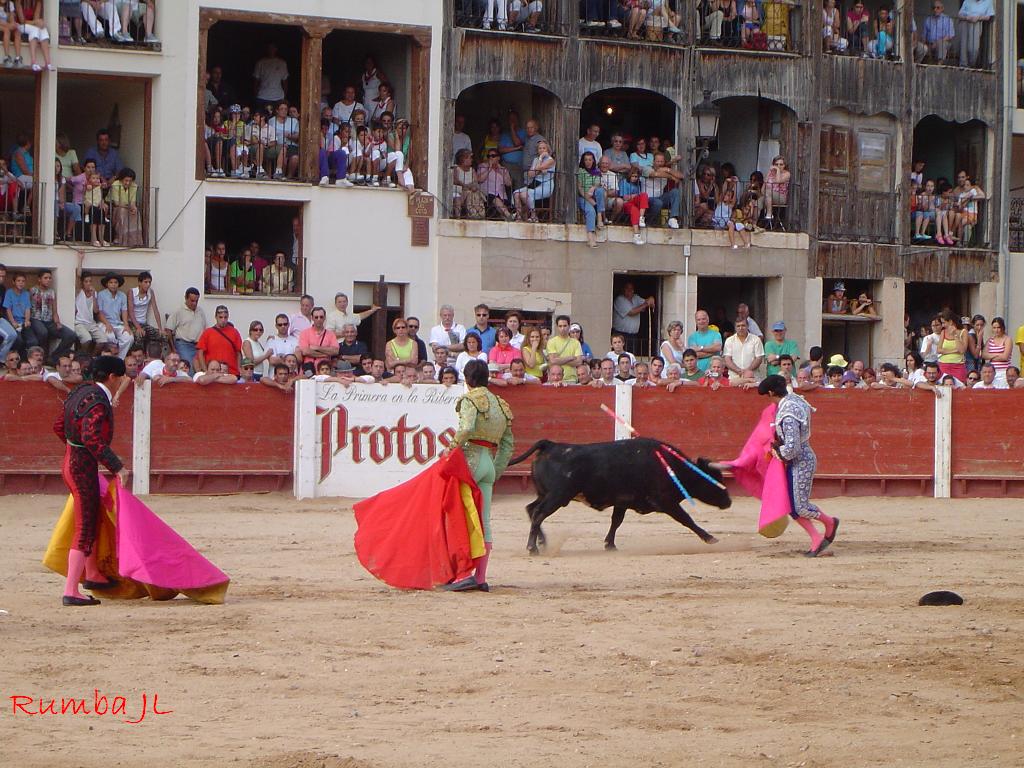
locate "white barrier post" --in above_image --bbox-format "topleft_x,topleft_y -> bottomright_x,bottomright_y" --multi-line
293,379 -> 319,499
613,383 -> 634,441
131,379 -> 151,495
933,388 -> 952,499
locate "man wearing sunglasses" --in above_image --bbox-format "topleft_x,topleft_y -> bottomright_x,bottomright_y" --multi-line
265,313 -> 297,367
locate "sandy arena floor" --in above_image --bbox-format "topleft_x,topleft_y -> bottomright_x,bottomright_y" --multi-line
1,492 -> 1022,768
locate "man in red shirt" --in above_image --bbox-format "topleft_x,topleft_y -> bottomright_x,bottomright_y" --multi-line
297,305 -> 339,374
195,305 -> 243,375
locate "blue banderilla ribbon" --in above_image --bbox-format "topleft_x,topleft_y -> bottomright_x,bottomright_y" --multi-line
654,449 -> 696,508
659,443 -> 728,490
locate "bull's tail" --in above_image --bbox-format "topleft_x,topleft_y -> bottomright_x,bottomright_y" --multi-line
508,439 -> 553,466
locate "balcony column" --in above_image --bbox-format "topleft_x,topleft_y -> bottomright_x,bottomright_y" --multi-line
559,105 -> 581,225
39,70 -> 57,245
300,25 -> 329,183
196,15 -> 213,180
440,97 -> 456,212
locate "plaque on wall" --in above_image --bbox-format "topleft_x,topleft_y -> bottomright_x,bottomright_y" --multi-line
408,192 -> 435,247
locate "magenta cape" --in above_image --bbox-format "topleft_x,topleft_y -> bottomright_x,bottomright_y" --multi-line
729,402 -> 791,538
353,447 -> 485,590
43,476 -> 230,604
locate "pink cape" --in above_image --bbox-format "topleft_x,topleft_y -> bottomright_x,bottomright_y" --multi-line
353,447 -> 484,590
728,402 -> 792,538
43,476 -> 230,604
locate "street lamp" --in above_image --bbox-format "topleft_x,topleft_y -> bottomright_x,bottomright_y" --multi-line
691,89 -> 720,159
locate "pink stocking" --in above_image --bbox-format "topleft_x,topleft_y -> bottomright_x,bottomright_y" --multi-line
474,542 -> 493,584
65,549 -> 87,598
816,512 -> 836,539
795,517 -> 823,550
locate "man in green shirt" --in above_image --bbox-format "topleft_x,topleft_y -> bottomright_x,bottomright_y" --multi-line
545,315 -> 583,383
764,321 -> 801,376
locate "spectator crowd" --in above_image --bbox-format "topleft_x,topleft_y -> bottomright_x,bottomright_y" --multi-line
450,114 -> 791,247
4,267 -> 1021,400
201,48 -> 414,190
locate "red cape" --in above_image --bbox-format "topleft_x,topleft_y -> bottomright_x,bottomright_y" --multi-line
353,447 -> 484,590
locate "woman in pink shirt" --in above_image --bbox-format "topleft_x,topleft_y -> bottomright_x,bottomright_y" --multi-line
487,326 -> 519,371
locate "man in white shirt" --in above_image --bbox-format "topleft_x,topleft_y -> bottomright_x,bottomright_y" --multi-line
972,362 -> 1007,389
269,101 -> 300,179
736,303 -> 763,339
74,273 -> 107,349
266,313 -> 298,365
723,317 -> 765,385
253,42 -> 289,112
578,124 -> 603,160
453,114 -> 472,164
612,282 -> 655,353
138,351 -> 191,386
429,304 -> 467,364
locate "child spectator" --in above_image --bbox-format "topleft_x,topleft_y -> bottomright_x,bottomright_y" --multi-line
224,104 -> 247,177
83,167 -> 108,247
208,109 -> 229,177
712,187 -> 734,231
348,125 -> 369,185
248,110 -> 271,179
728,191 -> 756,249
913,179 -> 937,241
318,117 -> 346,186
618,165 -> 649,245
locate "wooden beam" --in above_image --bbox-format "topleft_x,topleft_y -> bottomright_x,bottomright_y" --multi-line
299,30 -> 324,183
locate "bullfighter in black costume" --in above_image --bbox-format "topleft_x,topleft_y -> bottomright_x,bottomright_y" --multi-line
52,356 -> 129,606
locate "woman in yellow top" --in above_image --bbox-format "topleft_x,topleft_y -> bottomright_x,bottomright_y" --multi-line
384,316 -> 418,371
937,308 -> 968,383
520,327 -> 546,379
109,167 -> 143,247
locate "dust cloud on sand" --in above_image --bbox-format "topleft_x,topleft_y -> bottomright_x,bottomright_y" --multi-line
2,493 -> 1021,767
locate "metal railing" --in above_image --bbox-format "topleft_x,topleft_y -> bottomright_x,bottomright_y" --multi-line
0,180 -> 41,245
818,186 -> 898,242
912,16 -> 993,70
453,0 -> 568,35
696,0 -> 802,53
203,114 -> 304,182
205,255 -> 306,298
443,166 -> 567,223
580,0 -> 687,45
59,0 -> 160,48
442,165 -> 807,235
55,185 -> 159,249
1009,197 -> 1024,252
823,13 -> 901,60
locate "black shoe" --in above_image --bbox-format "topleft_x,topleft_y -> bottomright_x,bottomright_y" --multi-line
477,582 -> 490,592
62,595 -> 101,606
825,517 -> 840,546
439,576 -> 478,592
83,578 -> 118,591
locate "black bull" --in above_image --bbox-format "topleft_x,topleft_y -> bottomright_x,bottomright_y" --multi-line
508,438 -> 732,553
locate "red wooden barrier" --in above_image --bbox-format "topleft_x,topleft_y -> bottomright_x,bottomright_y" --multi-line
0,382 -> 1020,497
149,385 -> 293,493
950,390 -> 1024,497
0,381 -> 133,494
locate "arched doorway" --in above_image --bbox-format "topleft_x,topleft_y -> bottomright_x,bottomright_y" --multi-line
578,88 -> 679,159
450,81 -> 564,219
912,116 -> 989,247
